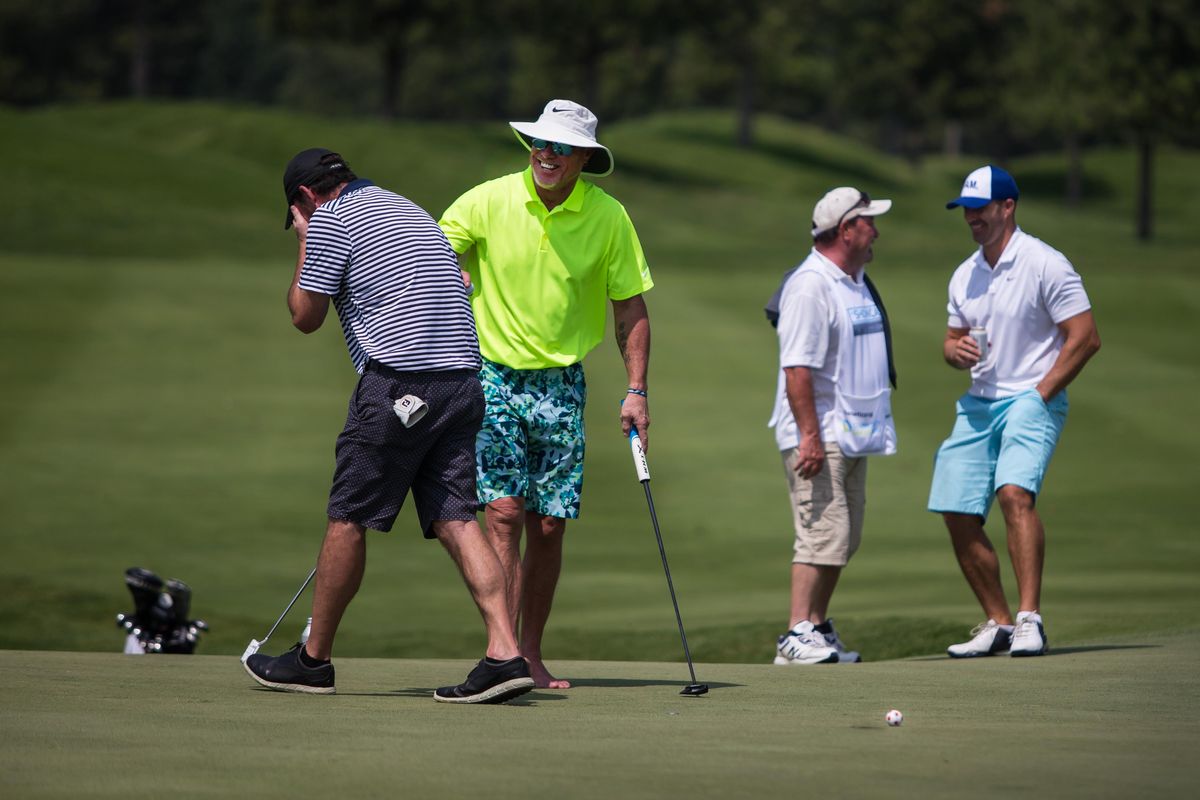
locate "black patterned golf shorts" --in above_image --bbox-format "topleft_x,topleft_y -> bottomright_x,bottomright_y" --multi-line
327,363 -> 483,538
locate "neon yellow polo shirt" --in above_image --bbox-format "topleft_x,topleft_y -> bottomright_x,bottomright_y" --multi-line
438,169 -> 653,369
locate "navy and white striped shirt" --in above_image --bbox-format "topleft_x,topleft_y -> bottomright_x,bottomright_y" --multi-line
299,180 -> 480,373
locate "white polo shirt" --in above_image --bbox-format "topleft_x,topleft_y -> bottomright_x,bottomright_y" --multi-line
946,228 -> 1091,399
769,249 -> 890,450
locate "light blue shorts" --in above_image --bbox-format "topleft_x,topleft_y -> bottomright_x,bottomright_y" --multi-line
927,389 -> 1068,520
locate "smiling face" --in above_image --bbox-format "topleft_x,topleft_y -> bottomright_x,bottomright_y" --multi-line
963,198 -> 1015,252
529,141 -> 592,193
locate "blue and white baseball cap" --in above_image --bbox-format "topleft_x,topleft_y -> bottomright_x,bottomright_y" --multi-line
946,165 -> 1019,209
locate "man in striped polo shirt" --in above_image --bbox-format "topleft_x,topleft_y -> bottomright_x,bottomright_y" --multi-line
244,148 -> 534,704
439,100 -> 654,689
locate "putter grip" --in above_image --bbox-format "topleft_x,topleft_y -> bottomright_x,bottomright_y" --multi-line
629,428 -> 651,482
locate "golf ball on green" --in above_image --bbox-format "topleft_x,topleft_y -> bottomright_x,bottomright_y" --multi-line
885,709 -> 903,726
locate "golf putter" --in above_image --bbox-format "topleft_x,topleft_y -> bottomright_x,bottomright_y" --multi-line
625,417 -> 709,696
240,566 -> 317,663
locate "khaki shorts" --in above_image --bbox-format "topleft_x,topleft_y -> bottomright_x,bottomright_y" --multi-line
782,443 -> 867,567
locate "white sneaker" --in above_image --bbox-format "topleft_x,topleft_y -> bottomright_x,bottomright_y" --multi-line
814,619 -> 861,663
947,619 -> 1013,658
773,620 -> 839,665
1010,611 -> 1048,657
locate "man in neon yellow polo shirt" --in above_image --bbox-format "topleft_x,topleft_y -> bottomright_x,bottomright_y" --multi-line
439,99 -> 653,689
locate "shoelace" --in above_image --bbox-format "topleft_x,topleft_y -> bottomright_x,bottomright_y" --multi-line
785,629 -> 829,652
1012,618 -> 1038,639
968,621 -> 995,639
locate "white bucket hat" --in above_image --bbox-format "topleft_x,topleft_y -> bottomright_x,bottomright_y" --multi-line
811,187 -> 892,237
510,99 -> 614,177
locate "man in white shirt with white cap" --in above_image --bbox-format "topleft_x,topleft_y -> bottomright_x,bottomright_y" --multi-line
930,165 -> 1101,659
439,100 -> 654,688
768,186 -> 897,665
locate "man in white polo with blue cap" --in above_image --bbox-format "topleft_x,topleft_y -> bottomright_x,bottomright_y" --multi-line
930,165 -> 1101,658
439,100 -> 653,688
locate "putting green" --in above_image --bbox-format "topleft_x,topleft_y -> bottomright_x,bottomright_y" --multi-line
3,630 -> 1197,798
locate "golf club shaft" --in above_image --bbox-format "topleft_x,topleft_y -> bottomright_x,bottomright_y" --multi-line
261,567 -> 317,642
641,478 -> 699,685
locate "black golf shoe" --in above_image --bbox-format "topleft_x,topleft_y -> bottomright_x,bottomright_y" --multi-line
244,643 -> 335,694
434,657 -> 535,704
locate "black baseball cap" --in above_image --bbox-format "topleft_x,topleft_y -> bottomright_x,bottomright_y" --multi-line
282,147 -> 344,229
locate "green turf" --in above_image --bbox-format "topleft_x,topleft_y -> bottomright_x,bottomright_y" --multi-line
2,103 -> 1199,667
2,631 -> 1198,798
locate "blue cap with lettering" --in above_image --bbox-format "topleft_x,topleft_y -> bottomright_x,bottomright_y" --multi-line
946,165 -> 1019,209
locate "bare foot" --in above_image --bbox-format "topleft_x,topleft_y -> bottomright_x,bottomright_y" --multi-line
527,658 -> 570,689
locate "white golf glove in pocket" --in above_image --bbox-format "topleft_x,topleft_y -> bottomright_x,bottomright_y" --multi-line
393,395 -> 429,428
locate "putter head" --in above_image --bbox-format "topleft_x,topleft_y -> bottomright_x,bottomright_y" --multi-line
240,639 -> 262,664
680,683 -> 709,697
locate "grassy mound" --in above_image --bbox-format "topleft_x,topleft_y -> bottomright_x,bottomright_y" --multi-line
1,102 -> 1198,663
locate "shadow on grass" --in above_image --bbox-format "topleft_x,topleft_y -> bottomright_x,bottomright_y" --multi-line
332,680 -> 745,701
1047,644 -> 1162,656
247,685 -> 440,699
329,687 -> 542,702
246,685 -> 426,699
617,156 -> 727,189
336,687 -> 554,705
569,677 -> 743,690
908,643 -> 1161,662
660,127 -> 904,189
384,687 -> 438,698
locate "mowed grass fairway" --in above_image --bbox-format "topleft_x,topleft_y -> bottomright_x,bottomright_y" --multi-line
2,103 -> 1199,795
3,636 -> 1198,799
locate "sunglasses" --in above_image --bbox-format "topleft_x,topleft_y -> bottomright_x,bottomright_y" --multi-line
837,191 -> 872,227
530,138 -> 574,156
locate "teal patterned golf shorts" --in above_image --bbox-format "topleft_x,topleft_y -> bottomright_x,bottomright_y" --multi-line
477,358 -> 587,518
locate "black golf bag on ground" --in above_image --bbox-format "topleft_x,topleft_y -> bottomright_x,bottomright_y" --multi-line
116,567 -> 209,654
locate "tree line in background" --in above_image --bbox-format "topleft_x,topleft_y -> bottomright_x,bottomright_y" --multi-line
2,0 -> 1197,237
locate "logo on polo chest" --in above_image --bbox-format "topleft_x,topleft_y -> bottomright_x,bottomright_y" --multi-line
849,304 -> 884,336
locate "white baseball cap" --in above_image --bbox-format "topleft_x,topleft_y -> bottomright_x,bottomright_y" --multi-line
510,99 -> 613,177
812,187 -> 892,237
